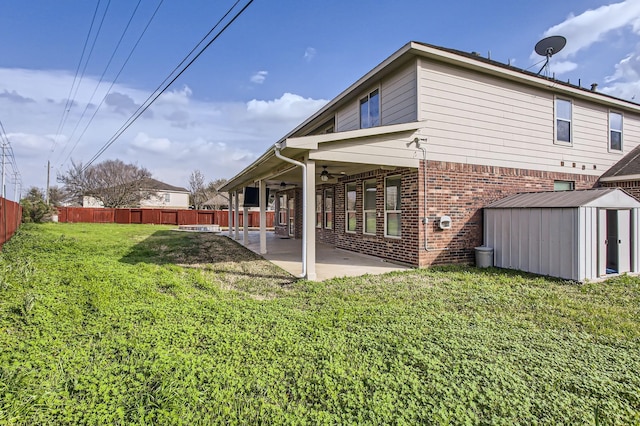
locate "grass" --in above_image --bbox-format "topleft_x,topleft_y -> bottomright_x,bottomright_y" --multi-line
0,222 -> 639,425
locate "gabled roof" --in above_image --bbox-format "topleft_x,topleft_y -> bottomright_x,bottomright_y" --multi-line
600,145 -> 640,181
486,188 -> 640,209
139,178 -> 189,193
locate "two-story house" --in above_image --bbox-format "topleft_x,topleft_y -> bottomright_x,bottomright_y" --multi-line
220,41 -> 640,280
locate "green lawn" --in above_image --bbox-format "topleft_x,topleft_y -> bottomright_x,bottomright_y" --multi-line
1,223 -> 639,425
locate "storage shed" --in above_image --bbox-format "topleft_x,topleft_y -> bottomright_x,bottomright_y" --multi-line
484,188 -> 640,281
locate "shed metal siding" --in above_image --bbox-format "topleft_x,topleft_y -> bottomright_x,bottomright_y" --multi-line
485,207 -> 579,280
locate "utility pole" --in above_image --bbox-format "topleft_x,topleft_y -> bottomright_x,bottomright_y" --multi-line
13,172 -> 19,202
45,160 -> 50,204
1,140 -> 5,199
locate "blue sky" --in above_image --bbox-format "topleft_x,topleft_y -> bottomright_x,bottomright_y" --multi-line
1,0 -> 639,197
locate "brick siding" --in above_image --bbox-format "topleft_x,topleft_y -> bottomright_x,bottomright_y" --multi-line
600,180 -> 640,201
277,161 -> 600,268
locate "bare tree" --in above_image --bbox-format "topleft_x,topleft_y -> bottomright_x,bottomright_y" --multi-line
58,159 -> 153,208
204,178 -> 229,209
47,185 -> 71,207
188,169 -> 208,209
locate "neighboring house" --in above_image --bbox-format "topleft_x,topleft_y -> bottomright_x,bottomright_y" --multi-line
220,41 -> 640,280
202,194 -> 230,210
599,144 -> 640,200
83,178 -> 190,209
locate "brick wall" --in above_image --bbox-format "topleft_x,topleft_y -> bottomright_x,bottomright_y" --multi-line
418,160 -> 599,266
274,188 -> 303,238
600,180 -> 640,201
334,168 -> 420,266
276,161 -> 599,268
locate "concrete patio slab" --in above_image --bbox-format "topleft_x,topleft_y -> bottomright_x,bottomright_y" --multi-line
231,231 -> 410,281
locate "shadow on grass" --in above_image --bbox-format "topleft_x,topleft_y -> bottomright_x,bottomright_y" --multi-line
119,230 -> 263,266
120,230 -> 296,287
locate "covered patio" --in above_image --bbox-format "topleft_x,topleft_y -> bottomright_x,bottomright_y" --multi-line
234,231 -> 409,281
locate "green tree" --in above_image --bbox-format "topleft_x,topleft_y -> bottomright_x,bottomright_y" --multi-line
20,187 -> 55,223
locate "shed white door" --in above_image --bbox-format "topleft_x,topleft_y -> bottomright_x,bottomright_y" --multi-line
599,209 -> 631,276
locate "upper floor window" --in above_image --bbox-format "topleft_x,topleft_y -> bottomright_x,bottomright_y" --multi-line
345,182 -> 356,233
360,89 -> 380,129
555,98 -> 572,144
610,111 -> 623,151
385,176 -> 401,238
164,193 -> 171,203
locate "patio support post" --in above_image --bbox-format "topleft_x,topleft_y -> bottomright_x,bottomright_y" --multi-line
304,157 -> 317,280
243,205 -> 249,245
227,191 -> 233,237
259,179 -> 267,254
234,190 -> 240,240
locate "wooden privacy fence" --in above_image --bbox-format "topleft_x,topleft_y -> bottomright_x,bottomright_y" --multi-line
1,197 -> 22,249
56,207 -> 275,228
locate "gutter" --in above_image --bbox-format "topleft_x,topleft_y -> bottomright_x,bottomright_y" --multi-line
274,143 -> 307,278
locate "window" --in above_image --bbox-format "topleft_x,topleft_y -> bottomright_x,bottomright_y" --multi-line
324,188 -> 333,229
385,176 -> 401,238
555,98 -> 572,143
345,182 -> 356,233
554,180 -> 575,191
164,193 -> 170,203
278,195 -> 287,225
360,89 -> 380,129
363,179 -> 376,235
610,111 -> 623,151
316,191 -> 322,228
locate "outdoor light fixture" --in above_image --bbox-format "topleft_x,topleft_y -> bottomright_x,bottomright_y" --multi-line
320,166 -> 331,182
280,181 -> 286,188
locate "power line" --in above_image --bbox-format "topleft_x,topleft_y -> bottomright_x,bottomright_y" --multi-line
50,0 -> 112,159
59,0 -> 165,168
83,0 -> 254,170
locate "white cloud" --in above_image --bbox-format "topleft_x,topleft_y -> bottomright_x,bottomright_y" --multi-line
304,47 -> 317,62
0,68 -> 327,194
246,92 -> 327,121
250,70 -> 268,84
157,85 -> 192,106
548,60 -> 578,75
130,132 -> 172,153
539,1 -> 640,60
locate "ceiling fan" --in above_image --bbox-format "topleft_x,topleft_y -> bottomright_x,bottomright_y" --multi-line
320,166 -> 335,182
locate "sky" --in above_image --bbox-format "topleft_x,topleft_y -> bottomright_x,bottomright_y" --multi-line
1,0 -> 640,199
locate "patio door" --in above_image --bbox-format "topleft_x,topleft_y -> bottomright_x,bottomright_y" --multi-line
288,197 -> 295,237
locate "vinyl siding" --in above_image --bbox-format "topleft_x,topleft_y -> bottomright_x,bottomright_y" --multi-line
336,62 -> 417,132
418,58 -> 640,176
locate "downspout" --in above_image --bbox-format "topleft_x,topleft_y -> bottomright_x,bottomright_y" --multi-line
419,144 -> 430,251
274,143 -> 307,277
409,137 -> 431,251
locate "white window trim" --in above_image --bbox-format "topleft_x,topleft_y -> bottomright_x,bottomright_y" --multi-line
384,175 -> 402,239
555,97 -> 573,146
345,182 -> 356,233
363,179 -> 376,236
609,110 -> 623,153
323,188 -> 333,230
278,195 -> 287,226
359,87 -> 380,129
315,191 -> 322,228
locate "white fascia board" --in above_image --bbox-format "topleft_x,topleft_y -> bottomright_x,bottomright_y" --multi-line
284,121 -> 425,150
600,174 -> 640,182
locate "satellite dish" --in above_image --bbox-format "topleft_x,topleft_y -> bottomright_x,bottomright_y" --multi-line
534,35 -> 566,76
